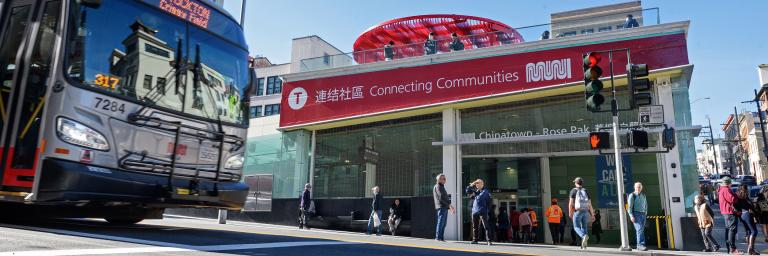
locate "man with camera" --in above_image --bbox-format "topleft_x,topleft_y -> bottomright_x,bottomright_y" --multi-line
466,179 -> 493,245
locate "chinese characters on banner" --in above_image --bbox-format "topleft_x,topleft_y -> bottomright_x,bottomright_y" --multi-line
315,86 -> 365,103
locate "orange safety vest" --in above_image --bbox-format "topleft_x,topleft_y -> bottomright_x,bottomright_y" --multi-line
545,205 -> 563,223
530,211 -> 538,227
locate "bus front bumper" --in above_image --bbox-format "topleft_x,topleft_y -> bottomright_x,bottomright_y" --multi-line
34,158 -> 248,210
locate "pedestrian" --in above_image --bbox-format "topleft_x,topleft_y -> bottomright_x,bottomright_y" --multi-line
546,199 -> 563,244
384,41 -> 395,61
299,183 -> 312,230
695,194 -> 720,252
737,184 -> 760,255
529,208 -> 538,243
627,182 -> 648,251
366,186 -> 383,236
466,179 -> 493,245
497,207 -> 510,242
591,210 -> 602,243
559,212 -> 567,245
510,206 -> 521,242
519,208 -> 532,244
424,32 -> 437,55
624,14 -> 639,28
757,185 -> 768,243
718,177 -> 741,254
488,205 -> 498,242
540,30 -> 550,40
450,33 -> 464,52
388,198 -> 405,236
433,174 -> 455,241
569,177 -> 595,250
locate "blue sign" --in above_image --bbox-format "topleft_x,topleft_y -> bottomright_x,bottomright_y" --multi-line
595,155 -> 633,208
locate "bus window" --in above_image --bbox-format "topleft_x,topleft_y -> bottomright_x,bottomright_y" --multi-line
0,5 -> 32,129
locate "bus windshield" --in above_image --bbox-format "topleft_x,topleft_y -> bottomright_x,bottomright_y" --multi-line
65,0 -> 249,125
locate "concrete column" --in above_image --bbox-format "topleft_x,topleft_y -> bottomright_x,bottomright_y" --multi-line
364,136 -> 377,197
656,82 -> 685,250
540,157 -> 552,244
442,108 -> 461,241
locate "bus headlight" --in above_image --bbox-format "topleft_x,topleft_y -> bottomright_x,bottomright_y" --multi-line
224,154 -> 243,170
56,117 -> 109,151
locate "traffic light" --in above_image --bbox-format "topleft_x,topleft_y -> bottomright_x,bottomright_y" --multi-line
589,132 -> 610,150
628,63 -> 651,108
627,130 -> 649,149
584,52 -> 605,111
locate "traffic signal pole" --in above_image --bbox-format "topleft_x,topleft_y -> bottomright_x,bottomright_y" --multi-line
608,51 -> 632,251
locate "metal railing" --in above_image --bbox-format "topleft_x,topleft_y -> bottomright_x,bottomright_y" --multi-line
300,7 -> 660,72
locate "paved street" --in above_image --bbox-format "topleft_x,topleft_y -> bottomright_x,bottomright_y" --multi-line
0,214 -> 720,256
711,204 -> 768,253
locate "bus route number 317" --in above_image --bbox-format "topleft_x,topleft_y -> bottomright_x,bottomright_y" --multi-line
94,97 -> 125,114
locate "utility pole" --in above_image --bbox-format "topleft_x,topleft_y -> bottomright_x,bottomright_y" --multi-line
734,107 -> 744,175
744,89 -> 768,158
609,51 -> 631,252
706,116 -> 720,173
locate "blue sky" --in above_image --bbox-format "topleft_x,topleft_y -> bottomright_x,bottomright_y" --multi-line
223,0 -> 768,141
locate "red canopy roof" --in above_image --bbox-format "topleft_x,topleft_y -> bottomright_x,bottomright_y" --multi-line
353,14 -> 523,63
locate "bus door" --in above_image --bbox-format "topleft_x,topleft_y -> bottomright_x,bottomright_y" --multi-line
0,0 -> 61,190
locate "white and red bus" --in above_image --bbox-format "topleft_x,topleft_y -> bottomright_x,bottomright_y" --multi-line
0,0 -> 251,224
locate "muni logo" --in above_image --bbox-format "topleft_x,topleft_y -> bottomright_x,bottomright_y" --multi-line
287,87 -> 308,110
525,58 -> 572,82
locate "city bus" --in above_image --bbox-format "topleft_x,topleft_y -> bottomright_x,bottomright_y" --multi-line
0,0 -> 251,224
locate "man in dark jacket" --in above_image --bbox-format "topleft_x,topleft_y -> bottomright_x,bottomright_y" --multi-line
299,183 -> 312,229
367,186 -> 383,236
467,179 -> 492,245
433,174 -> 454,241
450,33 -> 464,52
424,32 -> 437,55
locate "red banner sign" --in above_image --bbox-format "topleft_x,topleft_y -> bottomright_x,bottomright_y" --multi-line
280,33 -> 688,128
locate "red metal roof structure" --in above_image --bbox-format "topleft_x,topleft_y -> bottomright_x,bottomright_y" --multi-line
353,14 -> 523,63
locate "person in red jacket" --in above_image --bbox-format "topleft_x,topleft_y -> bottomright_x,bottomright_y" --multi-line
718,177 -> 740,254
510,206 -> 521,243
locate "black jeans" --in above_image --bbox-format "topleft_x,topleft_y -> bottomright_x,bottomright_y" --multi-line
724,214 -> 739,250
472,213 -> 491,242
549,223 -> 561,243
701,226 -> 719,250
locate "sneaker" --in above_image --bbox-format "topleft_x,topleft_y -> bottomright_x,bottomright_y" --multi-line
581,235 -> 589,250
639,246 -> 648,251
703,249 -> 712,252
714,245 -> 720,252
732,249 -> 744,255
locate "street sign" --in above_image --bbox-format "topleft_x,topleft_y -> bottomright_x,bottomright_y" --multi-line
638,105 -> 664,124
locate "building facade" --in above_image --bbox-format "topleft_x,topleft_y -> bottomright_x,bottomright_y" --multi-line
231,1 -> 696,250
697,138 -> 731,175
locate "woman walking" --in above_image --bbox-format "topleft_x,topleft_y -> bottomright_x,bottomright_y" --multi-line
757,185 -> 768,243
737,184 -> 760,255
695,195 -> 720,252
591,210 -> 603,244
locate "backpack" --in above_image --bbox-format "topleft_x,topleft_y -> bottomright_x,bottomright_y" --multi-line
574,188 -> 590,210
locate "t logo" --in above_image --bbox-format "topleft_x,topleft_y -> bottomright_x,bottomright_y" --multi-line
288,87 -> 308,110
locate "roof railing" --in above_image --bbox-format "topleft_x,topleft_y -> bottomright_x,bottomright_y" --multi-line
300,7 -> 660,72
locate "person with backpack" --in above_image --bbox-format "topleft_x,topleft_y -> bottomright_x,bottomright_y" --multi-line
568,177 -> 595,250
299,183 -> 313,230
545,199 -> 563,244
695,194 -> 720,252
627,182 -> 648,251
718,177 -> 741,254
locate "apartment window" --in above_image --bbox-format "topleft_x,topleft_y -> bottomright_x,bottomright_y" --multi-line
143,75 -> 153,90
156,77 -> 166,95
580,28 -> 594,34
598,26 -> 612,32
250,106 -> 262,118
255,77 -> 264,96
266,76 -> 282,95
562,31 -> 577,37
264,104 -> 280,116
145,44 -> 170,58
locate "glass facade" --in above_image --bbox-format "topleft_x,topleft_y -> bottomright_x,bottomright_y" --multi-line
671,77 -> 699,212
243,130 -> 311,199
313,114 -> 442,198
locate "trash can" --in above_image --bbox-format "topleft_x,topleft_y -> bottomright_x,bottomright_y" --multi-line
680,216 -> 705,251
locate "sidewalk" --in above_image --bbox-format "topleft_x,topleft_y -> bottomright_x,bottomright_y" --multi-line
164,214 -> 717,256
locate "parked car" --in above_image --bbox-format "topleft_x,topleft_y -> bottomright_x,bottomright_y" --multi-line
737,175 -> 758,186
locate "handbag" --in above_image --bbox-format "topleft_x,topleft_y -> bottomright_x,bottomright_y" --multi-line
373,211 -> 382,227
757,200 -> 768,212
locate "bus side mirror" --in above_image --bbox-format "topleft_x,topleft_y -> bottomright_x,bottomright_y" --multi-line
78,0 -> 102,8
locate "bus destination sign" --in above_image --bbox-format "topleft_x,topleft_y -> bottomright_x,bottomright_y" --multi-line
158,0 -> 211,28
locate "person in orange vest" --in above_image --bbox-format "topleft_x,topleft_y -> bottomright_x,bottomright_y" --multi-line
529,208 -> 538,243
545,198 -> 564,244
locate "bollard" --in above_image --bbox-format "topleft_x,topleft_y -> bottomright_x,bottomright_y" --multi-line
655,217 -> 661,249
218,209 -> 227,224
666,215 -> 674,249
647,215 -> 674,249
